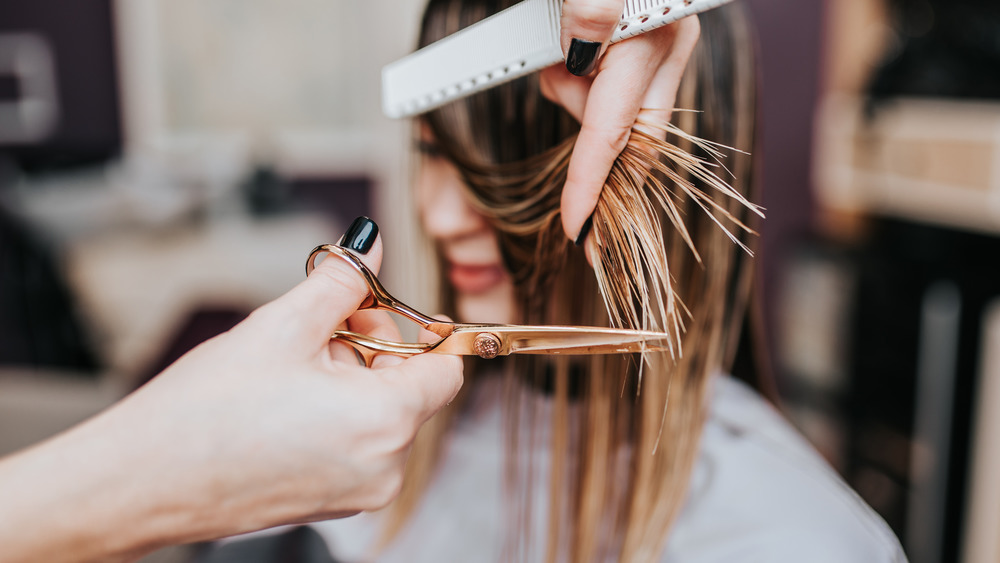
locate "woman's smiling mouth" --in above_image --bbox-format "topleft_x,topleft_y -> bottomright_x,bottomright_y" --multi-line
446,262 -> 506,294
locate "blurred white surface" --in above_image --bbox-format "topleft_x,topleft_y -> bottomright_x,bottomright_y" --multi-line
111,0 -> 429,325
66,214 -> 338,377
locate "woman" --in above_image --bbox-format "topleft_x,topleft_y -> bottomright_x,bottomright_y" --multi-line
301,1 -> 907,561
198,1 -> 905,561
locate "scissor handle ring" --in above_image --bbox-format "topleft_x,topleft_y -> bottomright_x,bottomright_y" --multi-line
304,243 -> 451,332
305,244 -> 389,311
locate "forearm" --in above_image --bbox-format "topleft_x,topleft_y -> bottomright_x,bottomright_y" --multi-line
0,406 -> 202,562
0,222 -> 463,561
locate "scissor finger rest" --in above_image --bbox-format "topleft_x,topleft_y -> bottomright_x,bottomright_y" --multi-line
332,331 -> 434,367
306,244 -> 453,337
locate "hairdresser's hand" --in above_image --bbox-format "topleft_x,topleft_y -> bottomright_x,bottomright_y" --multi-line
0,218 -> 463,562
542,1 -> 700,243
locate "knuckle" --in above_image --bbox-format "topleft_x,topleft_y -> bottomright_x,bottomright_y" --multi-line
444,357 -> 465,397
665,16 -> 701,56
378,355 -> 463,424
416,358 -> 463,413
252,300 -> 293,324
567,0 -> 624,29
678,20 -> 701,50
385,409 -> 418,446
683,14 -> 702,37
366,398 -> 406,436
398,389 -> 432,428
370,469 -> 405,509
310,261 -> 367,300
580,121 -> 631,156
539,73 -> 556,101
239,301 -> 292,338
371,388 -> 421,444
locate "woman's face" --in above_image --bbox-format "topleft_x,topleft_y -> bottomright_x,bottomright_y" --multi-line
416,127 -> 516,324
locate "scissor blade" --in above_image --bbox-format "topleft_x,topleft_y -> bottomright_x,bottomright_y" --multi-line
504,326 -> 673,355
432,325 -> 674,357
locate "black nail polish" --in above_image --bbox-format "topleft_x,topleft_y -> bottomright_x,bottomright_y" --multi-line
566,38 -> 601,76
574,215 -> 593,247
339,216 -> 379,254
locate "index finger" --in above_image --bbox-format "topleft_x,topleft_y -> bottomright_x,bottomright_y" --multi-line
560,32 -> 669,241
379,351 -> 464,426
344,309 -> 404,369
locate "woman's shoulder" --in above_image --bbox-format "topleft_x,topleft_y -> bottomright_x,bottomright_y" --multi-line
662,375 -> 908,563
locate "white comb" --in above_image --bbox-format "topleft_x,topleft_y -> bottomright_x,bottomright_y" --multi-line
382,0 -> 734,119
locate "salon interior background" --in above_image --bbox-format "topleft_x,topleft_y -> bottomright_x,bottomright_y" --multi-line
1,1 -> 999,562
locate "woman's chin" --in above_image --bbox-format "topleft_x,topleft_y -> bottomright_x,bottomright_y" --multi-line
454,276 -> 515,325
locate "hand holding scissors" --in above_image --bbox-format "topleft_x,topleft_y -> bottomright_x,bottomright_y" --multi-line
306,244 -> 673,367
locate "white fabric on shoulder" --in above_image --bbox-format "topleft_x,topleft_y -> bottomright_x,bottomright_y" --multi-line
309,375 -> 907,562
662,376 -> 907,562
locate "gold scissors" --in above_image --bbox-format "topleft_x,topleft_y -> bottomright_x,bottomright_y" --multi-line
306,244 -> 673,367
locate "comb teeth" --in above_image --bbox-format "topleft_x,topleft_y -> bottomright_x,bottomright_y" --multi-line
382,0 -> 561,119
381,0 -> 735,119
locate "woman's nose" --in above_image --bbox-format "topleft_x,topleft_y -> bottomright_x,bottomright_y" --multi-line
420,169 -> 488,241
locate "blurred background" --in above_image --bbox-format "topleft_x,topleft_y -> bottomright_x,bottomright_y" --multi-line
0,0 -> 998,562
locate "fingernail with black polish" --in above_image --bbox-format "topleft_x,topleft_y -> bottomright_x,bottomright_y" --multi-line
339,216 -> 379,254
566,38 -> 601,76
574,215 -> 594,247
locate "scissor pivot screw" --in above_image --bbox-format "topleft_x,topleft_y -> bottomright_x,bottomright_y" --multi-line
473,333 -> 501,359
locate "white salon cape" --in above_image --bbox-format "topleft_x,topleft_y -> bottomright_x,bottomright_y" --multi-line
309,375 -> 908,562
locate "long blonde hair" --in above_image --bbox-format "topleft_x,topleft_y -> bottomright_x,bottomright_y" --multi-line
382,2 -> 761,560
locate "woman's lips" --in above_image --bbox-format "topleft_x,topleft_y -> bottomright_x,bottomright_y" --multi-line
447,262 -> 505,294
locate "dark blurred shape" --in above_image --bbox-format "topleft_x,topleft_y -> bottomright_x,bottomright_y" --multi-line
243,165 -> 293,217
847,219 -> 1000,563
0,0 -> 122,172
0,74 -> 20,100
0,206 -> 98,372
742,0 -> 824,380
869,0 -> 1000,101
240,167 -> 372,227
195,526 -> 337,563
287,177 -> 372,227
779,218 -> 1000,563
